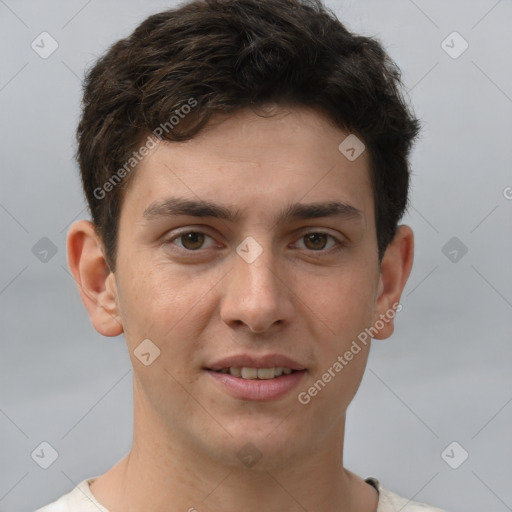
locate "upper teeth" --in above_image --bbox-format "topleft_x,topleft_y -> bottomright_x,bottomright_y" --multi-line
217,367 -> 293,379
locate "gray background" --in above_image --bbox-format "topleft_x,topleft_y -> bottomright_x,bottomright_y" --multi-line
1,1 -> 511,511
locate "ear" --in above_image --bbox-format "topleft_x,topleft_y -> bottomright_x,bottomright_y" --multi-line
67,220 -> 123,337
372,224 -> 414,340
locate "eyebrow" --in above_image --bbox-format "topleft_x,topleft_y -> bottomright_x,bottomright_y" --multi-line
142,197 -> 364,224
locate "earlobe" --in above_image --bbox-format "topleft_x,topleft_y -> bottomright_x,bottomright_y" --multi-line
67,220 -> 124,337
372,224 -> 414,340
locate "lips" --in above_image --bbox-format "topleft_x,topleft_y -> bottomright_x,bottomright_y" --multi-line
213,366 -> 295,379
206,354 -> 306,372
205,353 -> 307,401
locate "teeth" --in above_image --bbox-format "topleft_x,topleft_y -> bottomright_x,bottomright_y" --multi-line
257,368 -> 275,380
241,367 -> 258,379
219,367 -> 295,379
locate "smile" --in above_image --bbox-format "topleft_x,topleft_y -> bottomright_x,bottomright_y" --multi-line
207,368 -> 306,401
212,367 -> 295,379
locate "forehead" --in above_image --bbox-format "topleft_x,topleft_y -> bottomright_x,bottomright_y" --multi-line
123,107 -> 374,225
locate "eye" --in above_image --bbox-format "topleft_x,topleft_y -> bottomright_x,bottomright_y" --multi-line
295,232 -> 340,251
168,231 -> 217,251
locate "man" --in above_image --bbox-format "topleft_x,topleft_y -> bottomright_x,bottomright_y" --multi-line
37,0 -> 447,510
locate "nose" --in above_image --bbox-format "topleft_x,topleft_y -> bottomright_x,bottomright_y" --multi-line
220,247 -> 294,334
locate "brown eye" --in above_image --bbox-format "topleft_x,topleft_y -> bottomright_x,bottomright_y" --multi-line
175,232 -> 207,250
295,232 -> 340,252
183,232 -> 204,250
303,233 -> 329,250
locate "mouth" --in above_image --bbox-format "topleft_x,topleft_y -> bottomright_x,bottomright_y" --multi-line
210,366 -> 300,380
205,357 -> 307,401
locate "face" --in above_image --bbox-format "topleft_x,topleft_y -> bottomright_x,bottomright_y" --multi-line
107,107 -> 388,469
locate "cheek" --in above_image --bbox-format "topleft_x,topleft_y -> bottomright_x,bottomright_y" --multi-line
297,274 -> 375,420
116,260 -> 219,354
301,265 -> 378,343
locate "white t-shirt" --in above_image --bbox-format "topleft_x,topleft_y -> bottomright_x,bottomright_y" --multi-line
35,476 -> 447,511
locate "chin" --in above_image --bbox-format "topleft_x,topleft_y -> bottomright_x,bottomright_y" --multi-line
207,418 -> 311,469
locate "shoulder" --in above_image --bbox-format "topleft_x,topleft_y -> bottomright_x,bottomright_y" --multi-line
34,477 -> 109,512
365,477 -> 448,512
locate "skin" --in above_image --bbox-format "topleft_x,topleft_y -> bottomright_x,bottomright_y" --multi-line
68,106 -> 414,512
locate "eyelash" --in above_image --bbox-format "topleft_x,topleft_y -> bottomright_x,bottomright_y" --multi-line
166,230 -> 344,254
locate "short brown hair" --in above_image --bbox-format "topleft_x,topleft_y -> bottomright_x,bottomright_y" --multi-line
77,0 -> 420,271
